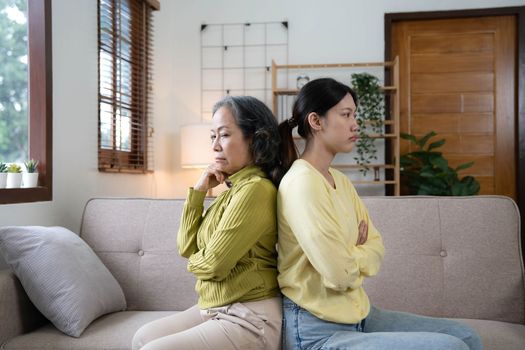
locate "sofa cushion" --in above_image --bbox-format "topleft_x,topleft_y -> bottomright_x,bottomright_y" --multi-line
1,311 -> 175,350
2,313 -> 523,350
457,318 -> 525,350
0,226 -> 126,337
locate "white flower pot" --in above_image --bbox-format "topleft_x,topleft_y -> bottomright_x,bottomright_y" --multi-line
6,173 -> 22,188
0,173 -> 7,188
22,172 -> 39,188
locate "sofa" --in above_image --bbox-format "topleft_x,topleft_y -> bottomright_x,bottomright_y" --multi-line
0,196 -> 524,349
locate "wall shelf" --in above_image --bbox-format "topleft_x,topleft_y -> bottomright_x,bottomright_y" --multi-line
271,57 -> 401,195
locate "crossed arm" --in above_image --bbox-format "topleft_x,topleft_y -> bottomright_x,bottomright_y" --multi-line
280,174 -> 384,291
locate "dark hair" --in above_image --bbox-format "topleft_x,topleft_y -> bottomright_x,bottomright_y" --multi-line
278,78 -> 358,172
213,95 -> 285,185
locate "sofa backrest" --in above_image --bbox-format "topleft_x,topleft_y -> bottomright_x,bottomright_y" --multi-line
363,196 -> 524,324
80,196 -> 524,324
80,198 -> 200,311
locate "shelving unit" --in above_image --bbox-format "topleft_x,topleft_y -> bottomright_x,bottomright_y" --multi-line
271,57 -> 400,195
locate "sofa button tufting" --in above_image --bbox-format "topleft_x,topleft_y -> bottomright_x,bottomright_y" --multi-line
138,249 -> 144,256
440,250 -> 447,257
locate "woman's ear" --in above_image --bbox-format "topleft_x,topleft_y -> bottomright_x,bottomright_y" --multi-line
307,112 -> 322,132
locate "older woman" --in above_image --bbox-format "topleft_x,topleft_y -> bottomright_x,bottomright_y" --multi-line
133,96 -> 284,350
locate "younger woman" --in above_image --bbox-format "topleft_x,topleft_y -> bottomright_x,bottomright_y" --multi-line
277,78 -> 483,350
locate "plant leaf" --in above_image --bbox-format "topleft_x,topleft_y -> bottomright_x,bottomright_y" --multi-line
401,133 -> 417,144
430,157 -> 448,172
417,131 -> 437,149
427,139 -> 446,151
455,161 -> 474,172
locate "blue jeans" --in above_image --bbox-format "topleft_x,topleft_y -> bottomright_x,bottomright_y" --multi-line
282,296 -> 483,350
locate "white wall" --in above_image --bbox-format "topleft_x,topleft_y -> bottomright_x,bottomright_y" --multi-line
1,0 -> 524,268
161,0 -> 525,198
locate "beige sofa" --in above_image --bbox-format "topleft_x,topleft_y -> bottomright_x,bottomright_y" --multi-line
1,196 -> 524,349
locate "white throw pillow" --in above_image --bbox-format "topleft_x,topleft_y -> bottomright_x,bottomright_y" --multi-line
0,226 -> 126,337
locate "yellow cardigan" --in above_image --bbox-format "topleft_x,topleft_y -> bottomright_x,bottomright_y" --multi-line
277,159 -> 385,324
177,165 -> 279,309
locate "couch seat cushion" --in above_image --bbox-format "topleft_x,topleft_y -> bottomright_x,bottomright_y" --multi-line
1,311 -> 175,350
457,318 -> 525,350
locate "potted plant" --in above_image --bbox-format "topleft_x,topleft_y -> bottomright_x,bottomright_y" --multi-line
0,162 -> 7,189
23,159 -> 39,188
6,164 -> 22,188
351,72 -> 385,175
400,131 -> 480,195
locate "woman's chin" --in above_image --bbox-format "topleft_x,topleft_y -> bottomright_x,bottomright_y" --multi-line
339,145 -> 355,154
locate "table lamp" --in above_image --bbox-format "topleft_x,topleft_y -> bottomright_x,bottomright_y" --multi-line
180,123 -> 214,195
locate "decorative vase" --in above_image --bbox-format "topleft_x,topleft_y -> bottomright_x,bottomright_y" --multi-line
22,173 -> 39,188
0,173 -> 7,189
6,173 -> 22,188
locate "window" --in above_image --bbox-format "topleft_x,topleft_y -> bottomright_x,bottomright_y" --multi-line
0,0 -> 28,163
98,0 -> 159,173
0,0 -> 52,205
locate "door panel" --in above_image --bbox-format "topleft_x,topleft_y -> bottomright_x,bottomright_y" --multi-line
410,33 -> 494,54
392,16 -> 517,198
411,72 -> 494,93
411,53 -> 493,73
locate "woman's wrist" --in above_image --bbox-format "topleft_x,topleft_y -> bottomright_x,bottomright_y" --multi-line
194,172 -> 209,192
193,184 -> 208,192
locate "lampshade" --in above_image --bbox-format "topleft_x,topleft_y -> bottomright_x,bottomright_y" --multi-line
180,124 -> 213,168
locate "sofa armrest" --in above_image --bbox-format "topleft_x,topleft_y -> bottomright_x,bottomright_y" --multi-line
0,269 -> 46,346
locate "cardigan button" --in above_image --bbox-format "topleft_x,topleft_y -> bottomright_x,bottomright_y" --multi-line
138,249 -> 144,256
439,250 -> 447,257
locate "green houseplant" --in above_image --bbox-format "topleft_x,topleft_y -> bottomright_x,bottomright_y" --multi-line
23,159 -> 39,188
6,163 -> 22,188
24,159 -> 38,173
400,131 -> 480,196
0,162 -> 7,189
7,164 -> 21,172
351,73 -> 384,175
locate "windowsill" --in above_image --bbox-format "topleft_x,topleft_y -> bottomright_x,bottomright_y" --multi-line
0,186 -> 52,205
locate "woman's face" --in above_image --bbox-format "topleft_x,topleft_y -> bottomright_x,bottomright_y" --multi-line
317,93 -> 359,154
210,106 -> 253,175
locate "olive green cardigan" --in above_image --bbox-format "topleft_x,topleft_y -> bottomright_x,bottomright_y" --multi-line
177,165 -> 280,309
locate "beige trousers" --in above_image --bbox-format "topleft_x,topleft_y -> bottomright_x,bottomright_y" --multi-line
132,297 -> 282,350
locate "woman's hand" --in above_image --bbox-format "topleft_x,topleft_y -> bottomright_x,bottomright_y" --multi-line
194,164 -> 228,192
356,220 -> 368,245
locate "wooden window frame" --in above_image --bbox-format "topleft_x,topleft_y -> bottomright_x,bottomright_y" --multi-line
98,0 -> 158,173
0,0 -> 53,205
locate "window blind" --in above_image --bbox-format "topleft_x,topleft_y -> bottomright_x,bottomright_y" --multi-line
98,0 -> 159,173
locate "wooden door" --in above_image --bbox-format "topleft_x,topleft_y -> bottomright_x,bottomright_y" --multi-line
392,16 -> 517,198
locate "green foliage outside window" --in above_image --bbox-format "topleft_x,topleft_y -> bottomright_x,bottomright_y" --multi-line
0,0 -> 28,163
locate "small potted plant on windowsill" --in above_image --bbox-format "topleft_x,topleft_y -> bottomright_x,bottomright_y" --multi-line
6,164 -> 22,188
23,159 -> 39,188
0,162 -> 7,189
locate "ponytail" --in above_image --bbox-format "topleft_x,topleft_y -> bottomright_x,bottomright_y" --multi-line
278,119 -> 298,175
